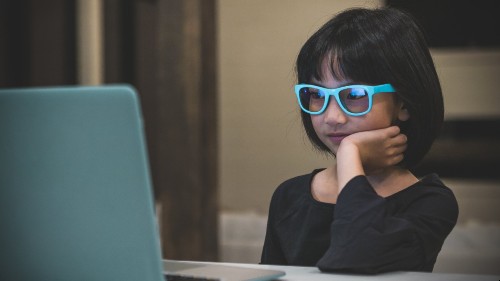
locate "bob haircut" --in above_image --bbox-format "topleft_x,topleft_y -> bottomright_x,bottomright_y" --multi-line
296,7 -> 443,169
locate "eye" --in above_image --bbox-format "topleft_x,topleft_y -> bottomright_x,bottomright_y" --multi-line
305,88 -> 324,100
345,88 -> 367,100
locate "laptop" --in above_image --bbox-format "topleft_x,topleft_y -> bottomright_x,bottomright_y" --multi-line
0,85 -> 285,281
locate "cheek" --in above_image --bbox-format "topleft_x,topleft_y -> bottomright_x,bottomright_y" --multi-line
363,104 -> 398,128
310,115 -> 323,132
362,116 -> 393,130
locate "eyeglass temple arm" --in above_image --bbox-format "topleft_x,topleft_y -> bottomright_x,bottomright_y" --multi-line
374,84 -> 396,93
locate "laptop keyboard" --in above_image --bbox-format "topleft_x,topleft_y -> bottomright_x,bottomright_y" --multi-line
164,274 -> 221,281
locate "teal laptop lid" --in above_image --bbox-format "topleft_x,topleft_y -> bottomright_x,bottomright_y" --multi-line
0,85 -> 164,281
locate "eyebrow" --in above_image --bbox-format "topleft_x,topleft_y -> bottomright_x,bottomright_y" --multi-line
307,81 -> 356,89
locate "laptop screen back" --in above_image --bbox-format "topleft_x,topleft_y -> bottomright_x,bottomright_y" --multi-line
0,85 -> 164,281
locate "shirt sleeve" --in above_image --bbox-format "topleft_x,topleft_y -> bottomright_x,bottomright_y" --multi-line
260,188 -> 287,265
316,175 -> 458,274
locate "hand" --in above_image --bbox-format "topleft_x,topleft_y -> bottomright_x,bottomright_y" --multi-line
339,126 -> 407,174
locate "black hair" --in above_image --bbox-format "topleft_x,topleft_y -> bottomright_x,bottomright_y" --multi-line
296,7 -> 443,168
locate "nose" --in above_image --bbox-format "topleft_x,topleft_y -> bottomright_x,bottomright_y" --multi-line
322,97 -> 347,125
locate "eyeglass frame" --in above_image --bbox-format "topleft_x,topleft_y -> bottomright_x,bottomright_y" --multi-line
294,83 -> 396,116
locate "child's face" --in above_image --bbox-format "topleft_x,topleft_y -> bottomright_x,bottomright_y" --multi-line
310,63 -> 408,154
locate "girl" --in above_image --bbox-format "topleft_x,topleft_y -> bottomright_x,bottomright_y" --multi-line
260,7 -> 458,274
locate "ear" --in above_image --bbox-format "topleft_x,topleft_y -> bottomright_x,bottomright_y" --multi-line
398,103 -> 410,122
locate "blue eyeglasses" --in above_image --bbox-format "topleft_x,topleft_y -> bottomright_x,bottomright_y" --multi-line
294,83 -> 396,116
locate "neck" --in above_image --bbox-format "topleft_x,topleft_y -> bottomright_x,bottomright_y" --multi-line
366,166 -> 418,197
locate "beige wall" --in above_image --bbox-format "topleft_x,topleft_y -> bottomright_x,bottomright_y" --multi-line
433,49 -> 500,119
217,0 -> 500,214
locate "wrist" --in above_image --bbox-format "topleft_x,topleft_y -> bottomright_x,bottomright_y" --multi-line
336,141 -> 364,192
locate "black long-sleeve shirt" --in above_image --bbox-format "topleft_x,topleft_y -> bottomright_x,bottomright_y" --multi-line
260,169 -> 458,274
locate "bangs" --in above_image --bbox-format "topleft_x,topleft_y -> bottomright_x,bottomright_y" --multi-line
296,41 -> 350,84
315,51 -> 348,83
296,9 -> 393,86
327,52 -> 348,82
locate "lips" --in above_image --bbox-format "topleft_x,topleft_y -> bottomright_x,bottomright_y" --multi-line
326,133 -> 350,144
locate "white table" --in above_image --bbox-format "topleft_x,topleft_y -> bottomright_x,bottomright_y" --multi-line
167,261 -> 500,281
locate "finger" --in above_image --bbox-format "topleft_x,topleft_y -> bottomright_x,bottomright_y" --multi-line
386,144 -> 407,156
392,144 -> 407,154
384,126 -> 401,137
390,133 -> 407,146
390,154 -> 405,165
